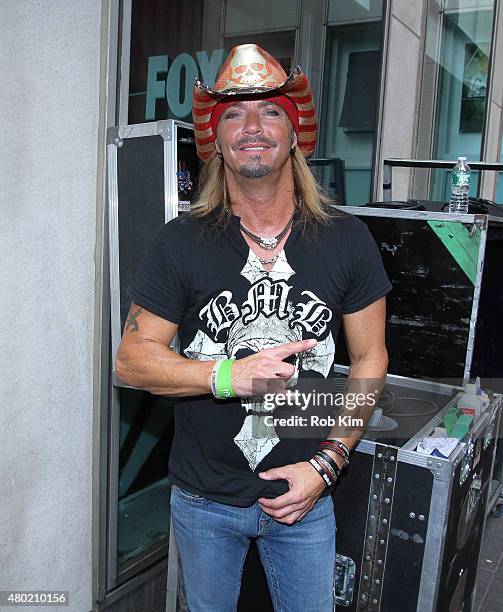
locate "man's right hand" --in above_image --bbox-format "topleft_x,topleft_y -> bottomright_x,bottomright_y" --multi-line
117,304 -> 318,398
230,339 -> 317,397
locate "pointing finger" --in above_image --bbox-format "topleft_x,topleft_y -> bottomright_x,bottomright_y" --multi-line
265,339 -> 317,360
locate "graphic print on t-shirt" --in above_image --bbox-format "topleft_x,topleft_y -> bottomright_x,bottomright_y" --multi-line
184,249 -> 335,471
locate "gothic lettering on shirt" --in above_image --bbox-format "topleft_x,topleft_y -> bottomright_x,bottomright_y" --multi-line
242,279 -> 292,325
291,290 -> 333,337
199,290 -> 240,337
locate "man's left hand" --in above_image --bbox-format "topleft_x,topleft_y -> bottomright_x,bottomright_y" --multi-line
257,461 -> 327,524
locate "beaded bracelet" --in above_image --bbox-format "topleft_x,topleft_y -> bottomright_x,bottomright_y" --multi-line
210,360 -> 224,397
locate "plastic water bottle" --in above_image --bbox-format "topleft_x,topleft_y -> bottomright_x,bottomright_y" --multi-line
448,157 -> 471,214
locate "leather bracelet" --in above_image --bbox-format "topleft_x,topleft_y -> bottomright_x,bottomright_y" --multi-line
320,440 -> 348,453
315,450 -> 342,480
309,457 -> 332,488
313,453 -> 339,485
326,438 -> 350,458
319,442 -> 349,467
321,441 -> 350,464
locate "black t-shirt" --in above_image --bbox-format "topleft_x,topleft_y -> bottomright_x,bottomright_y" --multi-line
129,208 -> 391,506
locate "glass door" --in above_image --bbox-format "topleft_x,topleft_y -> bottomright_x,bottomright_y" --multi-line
110,0 -> 302,591
117,389 -> 175,567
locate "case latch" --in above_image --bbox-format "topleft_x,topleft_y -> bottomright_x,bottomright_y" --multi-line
334,553 -> 356,606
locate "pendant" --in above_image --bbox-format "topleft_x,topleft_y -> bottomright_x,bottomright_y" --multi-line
258,254 -> 280,266
260,237 -> 279,249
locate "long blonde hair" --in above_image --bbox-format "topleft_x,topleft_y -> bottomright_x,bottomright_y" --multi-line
190,148 -> 333,229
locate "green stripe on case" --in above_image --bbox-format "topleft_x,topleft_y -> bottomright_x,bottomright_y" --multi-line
427,221 -> 480,286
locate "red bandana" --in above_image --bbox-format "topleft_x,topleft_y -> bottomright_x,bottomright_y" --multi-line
210,94 -> 300,138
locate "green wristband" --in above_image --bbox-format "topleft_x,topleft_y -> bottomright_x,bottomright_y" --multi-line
215,359 -> 236,399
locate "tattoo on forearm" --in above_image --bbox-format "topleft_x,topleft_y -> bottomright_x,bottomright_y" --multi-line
125,307 -> 142,332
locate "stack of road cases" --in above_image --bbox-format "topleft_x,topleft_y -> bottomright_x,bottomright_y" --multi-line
329,205 -> 503,611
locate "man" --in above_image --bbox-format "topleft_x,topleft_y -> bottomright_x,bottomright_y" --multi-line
116,44 -> 391,612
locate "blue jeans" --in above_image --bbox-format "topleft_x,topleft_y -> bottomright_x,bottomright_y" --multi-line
170,485 -> 336,612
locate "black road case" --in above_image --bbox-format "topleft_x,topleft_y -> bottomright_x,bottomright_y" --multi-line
332,375 -> 501,611
325,205 -> 503,611
333,207 -> 503,383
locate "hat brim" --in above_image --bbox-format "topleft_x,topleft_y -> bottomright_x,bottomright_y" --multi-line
193,68 -> 317,161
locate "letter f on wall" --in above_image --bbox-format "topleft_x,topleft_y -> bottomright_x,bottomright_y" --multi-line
145,55 -> 168,120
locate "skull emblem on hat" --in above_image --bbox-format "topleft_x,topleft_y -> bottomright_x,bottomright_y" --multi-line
227,45 -> 273,87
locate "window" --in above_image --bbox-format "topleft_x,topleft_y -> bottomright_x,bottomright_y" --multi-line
320,0 -> 385,205
416,0 -> 496,201
126,0 -> 298,124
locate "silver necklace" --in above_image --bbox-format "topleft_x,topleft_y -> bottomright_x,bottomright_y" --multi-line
240,209 -> 295,250
258,254 -> 280,266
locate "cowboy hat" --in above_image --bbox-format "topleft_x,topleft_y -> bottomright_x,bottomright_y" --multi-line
192,44 -> 317,160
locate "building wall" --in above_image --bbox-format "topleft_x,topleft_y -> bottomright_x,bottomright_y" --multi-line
377,0 -> 426,201
0,1 -> 104,610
